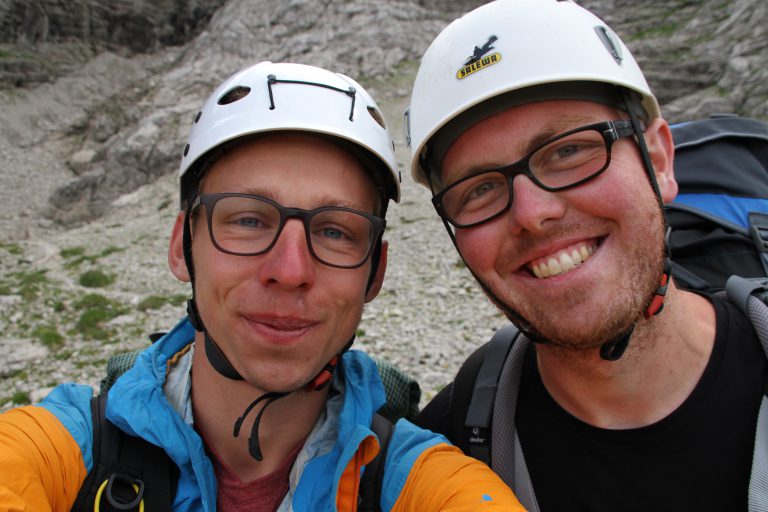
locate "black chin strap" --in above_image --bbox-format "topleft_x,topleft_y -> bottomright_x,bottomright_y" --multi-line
598,257 -> 671,361
186,298 -> 244,381
233,391 -> 289,461
228,341 -> 349,462
599,326 -> 635,361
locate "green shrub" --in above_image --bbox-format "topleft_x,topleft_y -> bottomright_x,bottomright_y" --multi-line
78,269 -> 115,288
12,269 -> 49,300
33,325 -> 64,348
99,246 -> 124,258
11,391 -> 30,405
138,295 -> 169,311
75,293 -> 112,310
62,246 -> 123,270
138,294 -> 188,311
73,293 -> 127,340
0,242 -> 22,255
60,246 -> 86,259
76,309 -> 116,340
171,294 -> 188,305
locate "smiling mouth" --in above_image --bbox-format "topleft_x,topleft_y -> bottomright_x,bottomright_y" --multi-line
528,241 -> 598,279
244,315 -> 317,335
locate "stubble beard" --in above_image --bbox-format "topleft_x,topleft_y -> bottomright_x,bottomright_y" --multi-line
481,206 -> 667,351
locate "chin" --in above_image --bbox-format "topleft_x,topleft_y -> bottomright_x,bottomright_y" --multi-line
237,366 -> 304,393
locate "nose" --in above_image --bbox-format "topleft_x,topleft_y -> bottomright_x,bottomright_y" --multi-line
258,219 -> 316,289
505,174 -> 567,235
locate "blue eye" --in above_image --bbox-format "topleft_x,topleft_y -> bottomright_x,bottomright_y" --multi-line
468,180 -> 502,200
236,217 -> 261,228
321,227 -> 344,239
555,144 -> 581,159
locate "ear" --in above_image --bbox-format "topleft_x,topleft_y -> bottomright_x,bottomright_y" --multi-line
364,240 -> 388,303
644,118 -> 678,203
168,211 -> 191,283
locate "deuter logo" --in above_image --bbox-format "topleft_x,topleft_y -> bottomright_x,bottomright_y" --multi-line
469,427 -> 486,444
457,53 -> 501,79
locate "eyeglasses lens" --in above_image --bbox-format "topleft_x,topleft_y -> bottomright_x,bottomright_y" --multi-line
208,195 -> 376,267
440,127 -> 610,227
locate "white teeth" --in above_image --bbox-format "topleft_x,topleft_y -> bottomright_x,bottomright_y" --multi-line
530,244 -> 596,279
547,257 -> 561,276
570,250 -> 583,265
559,252 -> 575,272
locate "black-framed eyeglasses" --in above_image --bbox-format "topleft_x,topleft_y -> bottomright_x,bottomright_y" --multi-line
433,120 -> 637,228
190,193 -> 386,269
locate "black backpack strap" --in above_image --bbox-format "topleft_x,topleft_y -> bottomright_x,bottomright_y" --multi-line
669,260 -> 712,291
71,393 -> 178,512
749,213 -> 768,277
358,413 -> 394,512
451,324 -> 520,465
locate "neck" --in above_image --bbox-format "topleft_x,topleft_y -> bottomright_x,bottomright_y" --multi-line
535,282 -> 715,429
190,338 -> 328,481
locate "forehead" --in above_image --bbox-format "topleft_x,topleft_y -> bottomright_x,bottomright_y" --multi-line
201,133 -> 378,209
441,100 -> 620,183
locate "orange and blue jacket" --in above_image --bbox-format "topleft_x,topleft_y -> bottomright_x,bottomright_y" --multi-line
0,318 -> 524,511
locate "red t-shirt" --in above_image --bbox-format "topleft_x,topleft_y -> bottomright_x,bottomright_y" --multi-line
211,441 -> 304,512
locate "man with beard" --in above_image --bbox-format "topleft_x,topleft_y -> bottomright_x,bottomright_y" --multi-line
406,1 -> 768,510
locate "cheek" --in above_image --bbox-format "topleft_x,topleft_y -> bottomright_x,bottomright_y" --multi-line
455,226 -> 499,271
327,273 -> 368,310
191,242 -> 251,297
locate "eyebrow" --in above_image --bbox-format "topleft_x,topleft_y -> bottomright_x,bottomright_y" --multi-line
446,114 -> 600,181
227,187 -> 370,211
523,114 -> 596,152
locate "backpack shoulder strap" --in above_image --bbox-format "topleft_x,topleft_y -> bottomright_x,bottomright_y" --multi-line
358,413 -> 394,512
724,275 -> 768,511
451,324 -> 520,465
70,393 -> 178,512
725,275 -> 768,358
371,356 -> 422,423
726,275 -> 768,313
100,333 -> 167,394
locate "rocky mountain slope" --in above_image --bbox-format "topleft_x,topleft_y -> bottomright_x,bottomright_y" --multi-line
0,0 -> 766,409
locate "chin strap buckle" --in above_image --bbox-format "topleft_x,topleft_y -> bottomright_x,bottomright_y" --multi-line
307,355 -> 340,391
644,259 -> 671,319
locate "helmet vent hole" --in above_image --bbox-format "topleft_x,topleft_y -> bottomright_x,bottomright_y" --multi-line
183,144 -> 190,157
194,111 -> 202,123
218,86 -> 251,105
367,107 -> 386,129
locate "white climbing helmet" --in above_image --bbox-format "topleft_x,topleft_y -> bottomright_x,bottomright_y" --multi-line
405,0 -> 660,188
180,61 -> 400,203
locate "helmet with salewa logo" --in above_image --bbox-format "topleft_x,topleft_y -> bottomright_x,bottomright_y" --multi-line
405,0 -> 659,190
